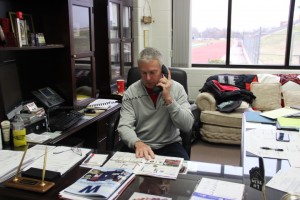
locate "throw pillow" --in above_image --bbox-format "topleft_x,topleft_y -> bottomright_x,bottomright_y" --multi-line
250,82 -> 282,111
283,90 -> 300,107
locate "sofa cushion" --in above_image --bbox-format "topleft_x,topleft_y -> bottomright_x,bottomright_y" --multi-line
283,90 -> 300,107
200,111 -> 242,128
250,82 -> 281,111
200,124 -> 241,144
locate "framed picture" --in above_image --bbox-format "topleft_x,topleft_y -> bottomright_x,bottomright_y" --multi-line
9,12 -> 35,34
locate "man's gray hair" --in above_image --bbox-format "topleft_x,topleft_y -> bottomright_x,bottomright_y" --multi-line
138,47 -> 163,67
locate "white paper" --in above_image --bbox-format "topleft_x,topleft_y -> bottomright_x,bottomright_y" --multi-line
87,99 -> 118,110
191,178 -> 245,200
245,129 -> 300,162
24,146 -> 92,175
80,153 -> 109,168
267,167 -> 300,195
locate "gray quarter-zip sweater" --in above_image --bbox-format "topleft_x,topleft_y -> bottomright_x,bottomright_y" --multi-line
117,80 -> 194,149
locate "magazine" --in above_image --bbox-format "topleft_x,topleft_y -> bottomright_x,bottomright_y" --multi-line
60,166 -> 135,200
103,152 -> 184,179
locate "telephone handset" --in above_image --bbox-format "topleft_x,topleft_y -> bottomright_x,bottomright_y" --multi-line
32,87 -> 65,108
152,65 -> 169,94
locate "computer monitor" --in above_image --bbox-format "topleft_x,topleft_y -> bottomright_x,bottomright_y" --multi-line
0,60 -> 23,120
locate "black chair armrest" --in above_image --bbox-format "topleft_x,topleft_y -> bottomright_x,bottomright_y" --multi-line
180,129 -> 192,158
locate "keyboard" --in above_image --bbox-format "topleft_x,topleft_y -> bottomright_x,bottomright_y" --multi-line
48,110 -> 84,131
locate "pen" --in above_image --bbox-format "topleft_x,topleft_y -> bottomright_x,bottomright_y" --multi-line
84,153 -> 94,163
260,147 -> 284,151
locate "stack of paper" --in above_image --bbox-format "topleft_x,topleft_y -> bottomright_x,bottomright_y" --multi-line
23,146 -> 92,176
0,150 -> 35,183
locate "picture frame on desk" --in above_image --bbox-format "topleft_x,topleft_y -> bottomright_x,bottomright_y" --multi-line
9,12 -> 35,34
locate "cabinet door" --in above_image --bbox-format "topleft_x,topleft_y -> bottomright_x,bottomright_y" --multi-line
94,0 -> 133,95
109,0 -> 133,89
70,0 -> 96,104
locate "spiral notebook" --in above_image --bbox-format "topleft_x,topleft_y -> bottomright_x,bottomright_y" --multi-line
87,99 -> 118,110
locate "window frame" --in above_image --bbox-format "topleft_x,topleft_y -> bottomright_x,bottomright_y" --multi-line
191,0 -> 300,69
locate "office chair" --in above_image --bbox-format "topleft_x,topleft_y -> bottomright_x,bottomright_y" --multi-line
117,67 -> 193,157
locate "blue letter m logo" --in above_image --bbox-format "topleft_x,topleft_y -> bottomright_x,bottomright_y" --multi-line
79,185 -> 101,193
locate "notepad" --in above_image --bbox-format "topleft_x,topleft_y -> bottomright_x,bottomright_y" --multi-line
87,99 -> 118,110
277,116 -> 300,130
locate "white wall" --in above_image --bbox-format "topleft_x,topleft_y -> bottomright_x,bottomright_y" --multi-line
133,0 -> 172,67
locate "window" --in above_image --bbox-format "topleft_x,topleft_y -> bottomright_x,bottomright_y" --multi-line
191,0 -> 300,68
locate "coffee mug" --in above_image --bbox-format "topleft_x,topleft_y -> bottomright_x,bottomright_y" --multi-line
117,79 -> 125,94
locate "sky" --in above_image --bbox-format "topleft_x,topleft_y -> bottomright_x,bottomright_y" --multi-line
192,0 -> 300,32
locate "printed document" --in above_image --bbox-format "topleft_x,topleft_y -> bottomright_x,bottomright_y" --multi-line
267,167 -> 300,195
190,178 -> 245,200
103,152 -> 183,179
245,129 -> 300,167
24,146 -> 92,175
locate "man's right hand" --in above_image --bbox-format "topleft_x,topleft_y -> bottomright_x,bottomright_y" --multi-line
135,140 -> 155,160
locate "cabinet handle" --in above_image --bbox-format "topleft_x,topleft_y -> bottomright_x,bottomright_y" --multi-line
72,54 -> 77,58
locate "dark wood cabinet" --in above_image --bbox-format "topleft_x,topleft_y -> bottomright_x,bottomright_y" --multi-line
0,0 -> 96,119
0,0 -> 122,151
94,0 -> 133,95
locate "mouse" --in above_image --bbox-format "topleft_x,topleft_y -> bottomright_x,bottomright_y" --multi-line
84,109 -> 96,114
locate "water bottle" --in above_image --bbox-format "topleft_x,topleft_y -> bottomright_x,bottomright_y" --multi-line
12,115 -> 27,147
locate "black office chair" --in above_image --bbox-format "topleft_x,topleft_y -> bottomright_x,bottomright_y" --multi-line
121,67 -> 193,157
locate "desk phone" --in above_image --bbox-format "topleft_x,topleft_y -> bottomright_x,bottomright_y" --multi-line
32,87 -> 65,108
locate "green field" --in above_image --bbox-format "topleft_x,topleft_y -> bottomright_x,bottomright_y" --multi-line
260,24 -> 300,65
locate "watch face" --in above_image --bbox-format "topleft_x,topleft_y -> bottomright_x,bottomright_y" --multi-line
280,194 -> 300,200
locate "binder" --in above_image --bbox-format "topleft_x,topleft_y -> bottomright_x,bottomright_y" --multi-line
87,99 -> 118,110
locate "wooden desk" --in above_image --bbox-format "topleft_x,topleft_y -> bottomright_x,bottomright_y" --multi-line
0,152 -> 245,200
47,104 -> 121,151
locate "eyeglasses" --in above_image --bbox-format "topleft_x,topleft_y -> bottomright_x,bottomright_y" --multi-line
53,146 -> 82,156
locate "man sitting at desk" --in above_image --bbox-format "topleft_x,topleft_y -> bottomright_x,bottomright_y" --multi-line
117,47 -> 194,160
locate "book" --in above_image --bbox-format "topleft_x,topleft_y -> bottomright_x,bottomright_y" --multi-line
129,192 -> 171,200
245,111 -> 276,124
190,178 -> 245,200
87,99 -> 118,110
277,116 -> 300,130
102,152 -> 184,179
59,166 -> 135,200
